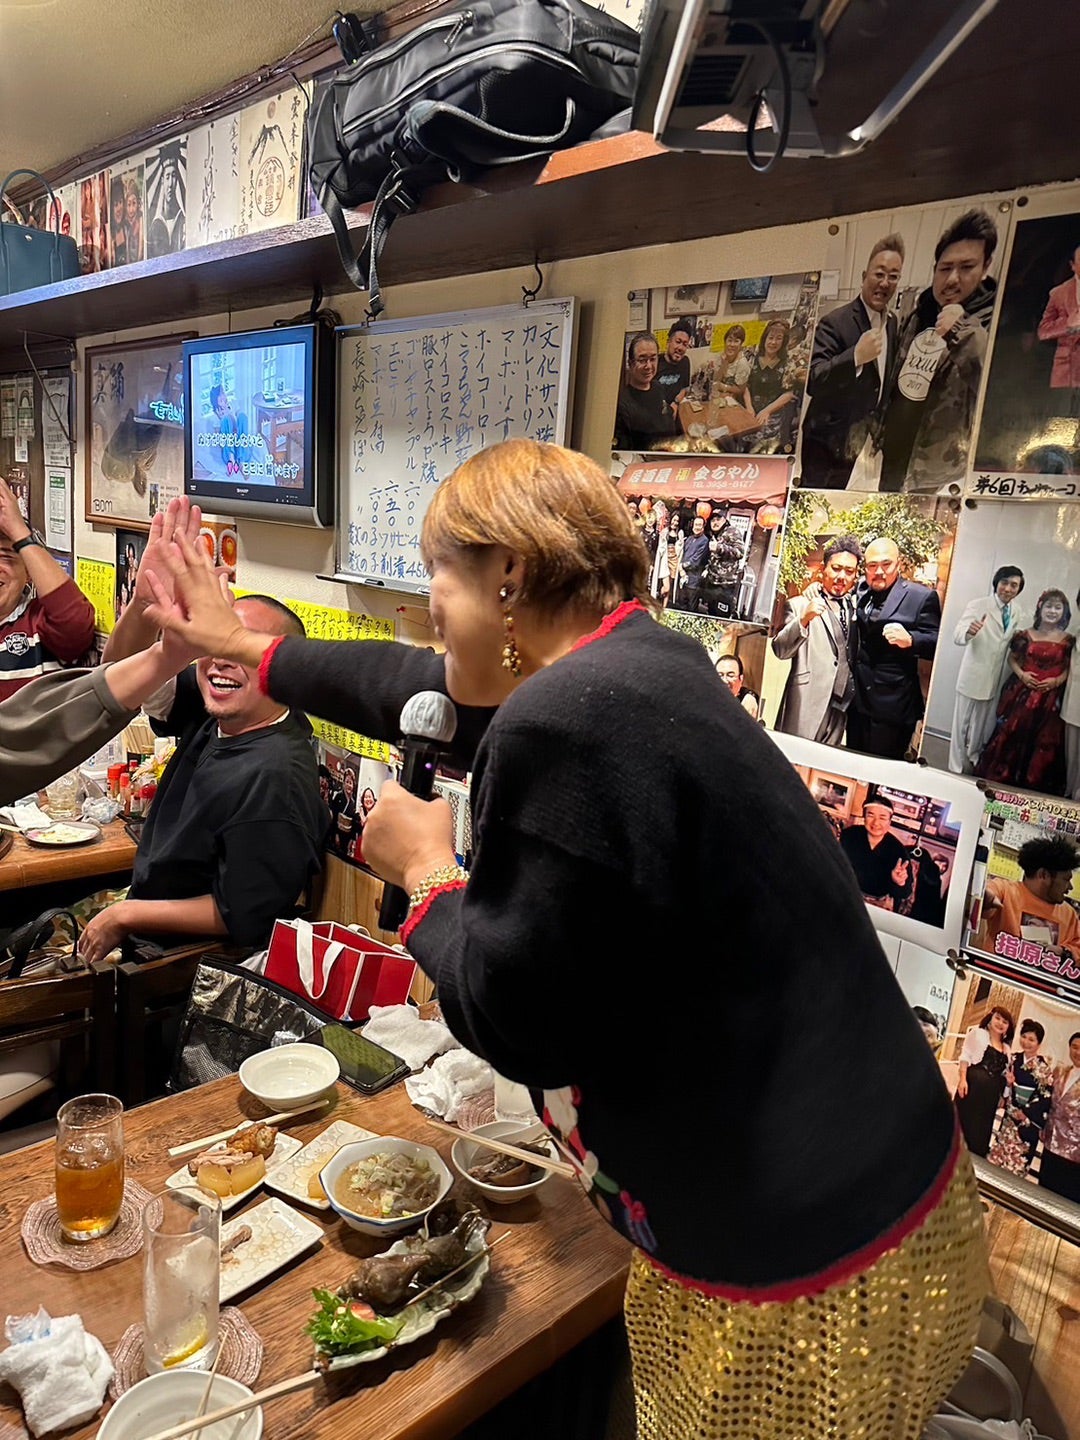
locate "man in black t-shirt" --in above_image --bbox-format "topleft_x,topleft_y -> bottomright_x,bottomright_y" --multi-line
613,332 -> 680,451
655,319 -> 694,410
838,794 -> 913,909
80,593 -> 329,960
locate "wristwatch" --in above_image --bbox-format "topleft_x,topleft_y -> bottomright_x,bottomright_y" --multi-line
12,532 -> 43,552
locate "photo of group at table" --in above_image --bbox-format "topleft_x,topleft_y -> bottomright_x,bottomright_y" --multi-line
972,208 -> 1080,496
921,498 -> 1080,798
801,204 -> 1003,495
946,972 -> 1080,1204
612,272 -> 819,457
765,488 -> 956,761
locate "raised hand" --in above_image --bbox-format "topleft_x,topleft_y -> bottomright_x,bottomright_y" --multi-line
133,496 -> 203,610
853,328 -> 884,368
143,530 -> 255,666
0,475 -> 30,543
935,303 -> 965,338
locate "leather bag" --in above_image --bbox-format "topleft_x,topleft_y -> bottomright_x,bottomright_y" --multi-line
307,0 -> 639,315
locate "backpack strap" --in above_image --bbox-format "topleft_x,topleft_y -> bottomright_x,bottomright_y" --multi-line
320,161 -> 426,318
0,907 -> 79,981
360,162 -> 423,319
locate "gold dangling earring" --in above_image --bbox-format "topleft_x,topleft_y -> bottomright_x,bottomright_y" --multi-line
499,584 -> 522,678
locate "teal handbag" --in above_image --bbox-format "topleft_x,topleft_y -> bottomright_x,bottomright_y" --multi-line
0,169 -> 81,298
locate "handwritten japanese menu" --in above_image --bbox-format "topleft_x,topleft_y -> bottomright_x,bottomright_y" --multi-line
336,299 -> 578,589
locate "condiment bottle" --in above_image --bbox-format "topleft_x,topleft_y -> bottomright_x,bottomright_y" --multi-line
119,771 -> 131,817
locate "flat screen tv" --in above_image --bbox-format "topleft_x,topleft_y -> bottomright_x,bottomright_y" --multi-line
182,323 -> 334,527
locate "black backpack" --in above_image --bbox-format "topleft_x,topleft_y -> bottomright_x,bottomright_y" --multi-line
307,0 -> 640,316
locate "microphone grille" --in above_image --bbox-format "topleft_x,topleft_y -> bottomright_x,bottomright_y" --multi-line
399,690 -> 458,744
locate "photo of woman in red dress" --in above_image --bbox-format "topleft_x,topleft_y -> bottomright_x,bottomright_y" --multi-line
977,587 -> 1074,794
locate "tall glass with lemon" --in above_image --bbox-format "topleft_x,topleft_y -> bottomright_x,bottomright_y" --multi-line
142,1187 -> 220,1373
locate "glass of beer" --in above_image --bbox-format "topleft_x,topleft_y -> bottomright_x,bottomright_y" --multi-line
143,1187 -> 221,1374
55,1093 -> 125,1242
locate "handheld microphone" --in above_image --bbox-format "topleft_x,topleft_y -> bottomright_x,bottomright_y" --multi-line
378,690 -> 458,931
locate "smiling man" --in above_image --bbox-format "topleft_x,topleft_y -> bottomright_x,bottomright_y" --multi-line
88,507 -> 328,960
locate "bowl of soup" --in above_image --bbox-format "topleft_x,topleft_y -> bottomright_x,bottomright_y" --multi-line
319,1136 -> 452,1236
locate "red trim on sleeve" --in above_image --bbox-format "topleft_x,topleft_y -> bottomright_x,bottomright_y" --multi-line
570,599 -> 647,654
400,879 -> 467,944
257,634 -> 286,696
644,1124 -> 964,1306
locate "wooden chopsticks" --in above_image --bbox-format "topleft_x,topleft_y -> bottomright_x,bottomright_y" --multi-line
424,1116 -> 576,1179
166,1098 -> 332,1159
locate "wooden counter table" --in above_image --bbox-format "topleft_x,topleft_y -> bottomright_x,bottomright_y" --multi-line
0,818 -> 136,894
0,1075 -> 631,1440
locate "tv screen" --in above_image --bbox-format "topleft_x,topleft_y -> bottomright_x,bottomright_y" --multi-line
182,324 -> 333,527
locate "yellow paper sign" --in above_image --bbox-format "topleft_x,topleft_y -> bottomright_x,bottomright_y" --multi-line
76,557 -> 116,635
235,591 -> 395,761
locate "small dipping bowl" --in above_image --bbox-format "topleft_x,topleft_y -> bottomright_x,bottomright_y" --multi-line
450,1120 -> 557,1205
97,1370 -> 263,1440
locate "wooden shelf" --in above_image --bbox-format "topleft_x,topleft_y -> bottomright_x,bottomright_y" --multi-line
1,0 -> 1078,353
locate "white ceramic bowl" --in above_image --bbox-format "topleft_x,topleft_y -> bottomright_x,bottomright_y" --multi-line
450,1121 -> 556,1205
319,1136 -> 452,1236
97,1369 -> 263,1440
238,1042 -> 339,1111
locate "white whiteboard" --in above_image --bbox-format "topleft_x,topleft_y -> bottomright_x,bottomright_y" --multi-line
335,298 -> 578,592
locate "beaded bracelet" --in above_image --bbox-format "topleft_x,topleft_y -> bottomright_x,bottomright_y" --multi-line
407,863 -> 468,914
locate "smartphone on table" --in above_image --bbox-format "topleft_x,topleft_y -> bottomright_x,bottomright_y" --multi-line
320,1022 -> 409,1095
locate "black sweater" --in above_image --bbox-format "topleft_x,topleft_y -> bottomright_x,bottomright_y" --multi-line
267,609 -> 956,1293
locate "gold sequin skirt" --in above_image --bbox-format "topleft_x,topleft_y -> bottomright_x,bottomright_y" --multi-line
624,1148 -> 988,1440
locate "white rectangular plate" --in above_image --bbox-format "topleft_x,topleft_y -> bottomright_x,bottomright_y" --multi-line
165,1133 -> 302,1212
264,1120 -> 377,1210
219,1196 -> 323,1303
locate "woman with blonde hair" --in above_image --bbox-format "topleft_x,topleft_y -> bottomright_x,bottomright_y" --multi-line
144,454 -> 986,1440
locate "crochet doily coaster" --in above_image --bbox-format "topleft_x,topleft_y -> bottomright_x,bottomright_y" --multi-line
21,1179 -> 153,1270
109,1308 -> 263,1400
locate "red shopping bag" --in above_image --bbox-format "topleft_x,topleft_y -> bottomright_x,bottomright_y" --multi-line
264,919 -> 416,1022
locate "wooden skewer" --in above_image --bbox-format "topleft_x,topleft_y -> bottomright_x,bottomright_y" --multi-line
397,1229 -> 511,1313
167,1098 -> 332,1159
135,1369 -> 321,1440
424,1116 -> 576,1179
194,1333 -> 226,1420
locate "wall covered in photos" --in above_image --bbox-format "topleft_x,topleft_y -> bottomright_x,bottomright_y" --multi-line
63,164 -> 1080,1175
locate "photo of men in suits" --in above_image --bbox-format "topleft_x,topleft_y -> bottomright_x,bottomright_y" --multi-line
848,537 -> 942,760
772,535 -> 862,744
800,236 -> 905,489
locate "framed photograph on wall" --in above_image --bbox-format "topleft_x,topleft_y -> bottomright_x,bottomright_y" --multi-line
84,333 -> 192,530
663,282 -> 721,318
